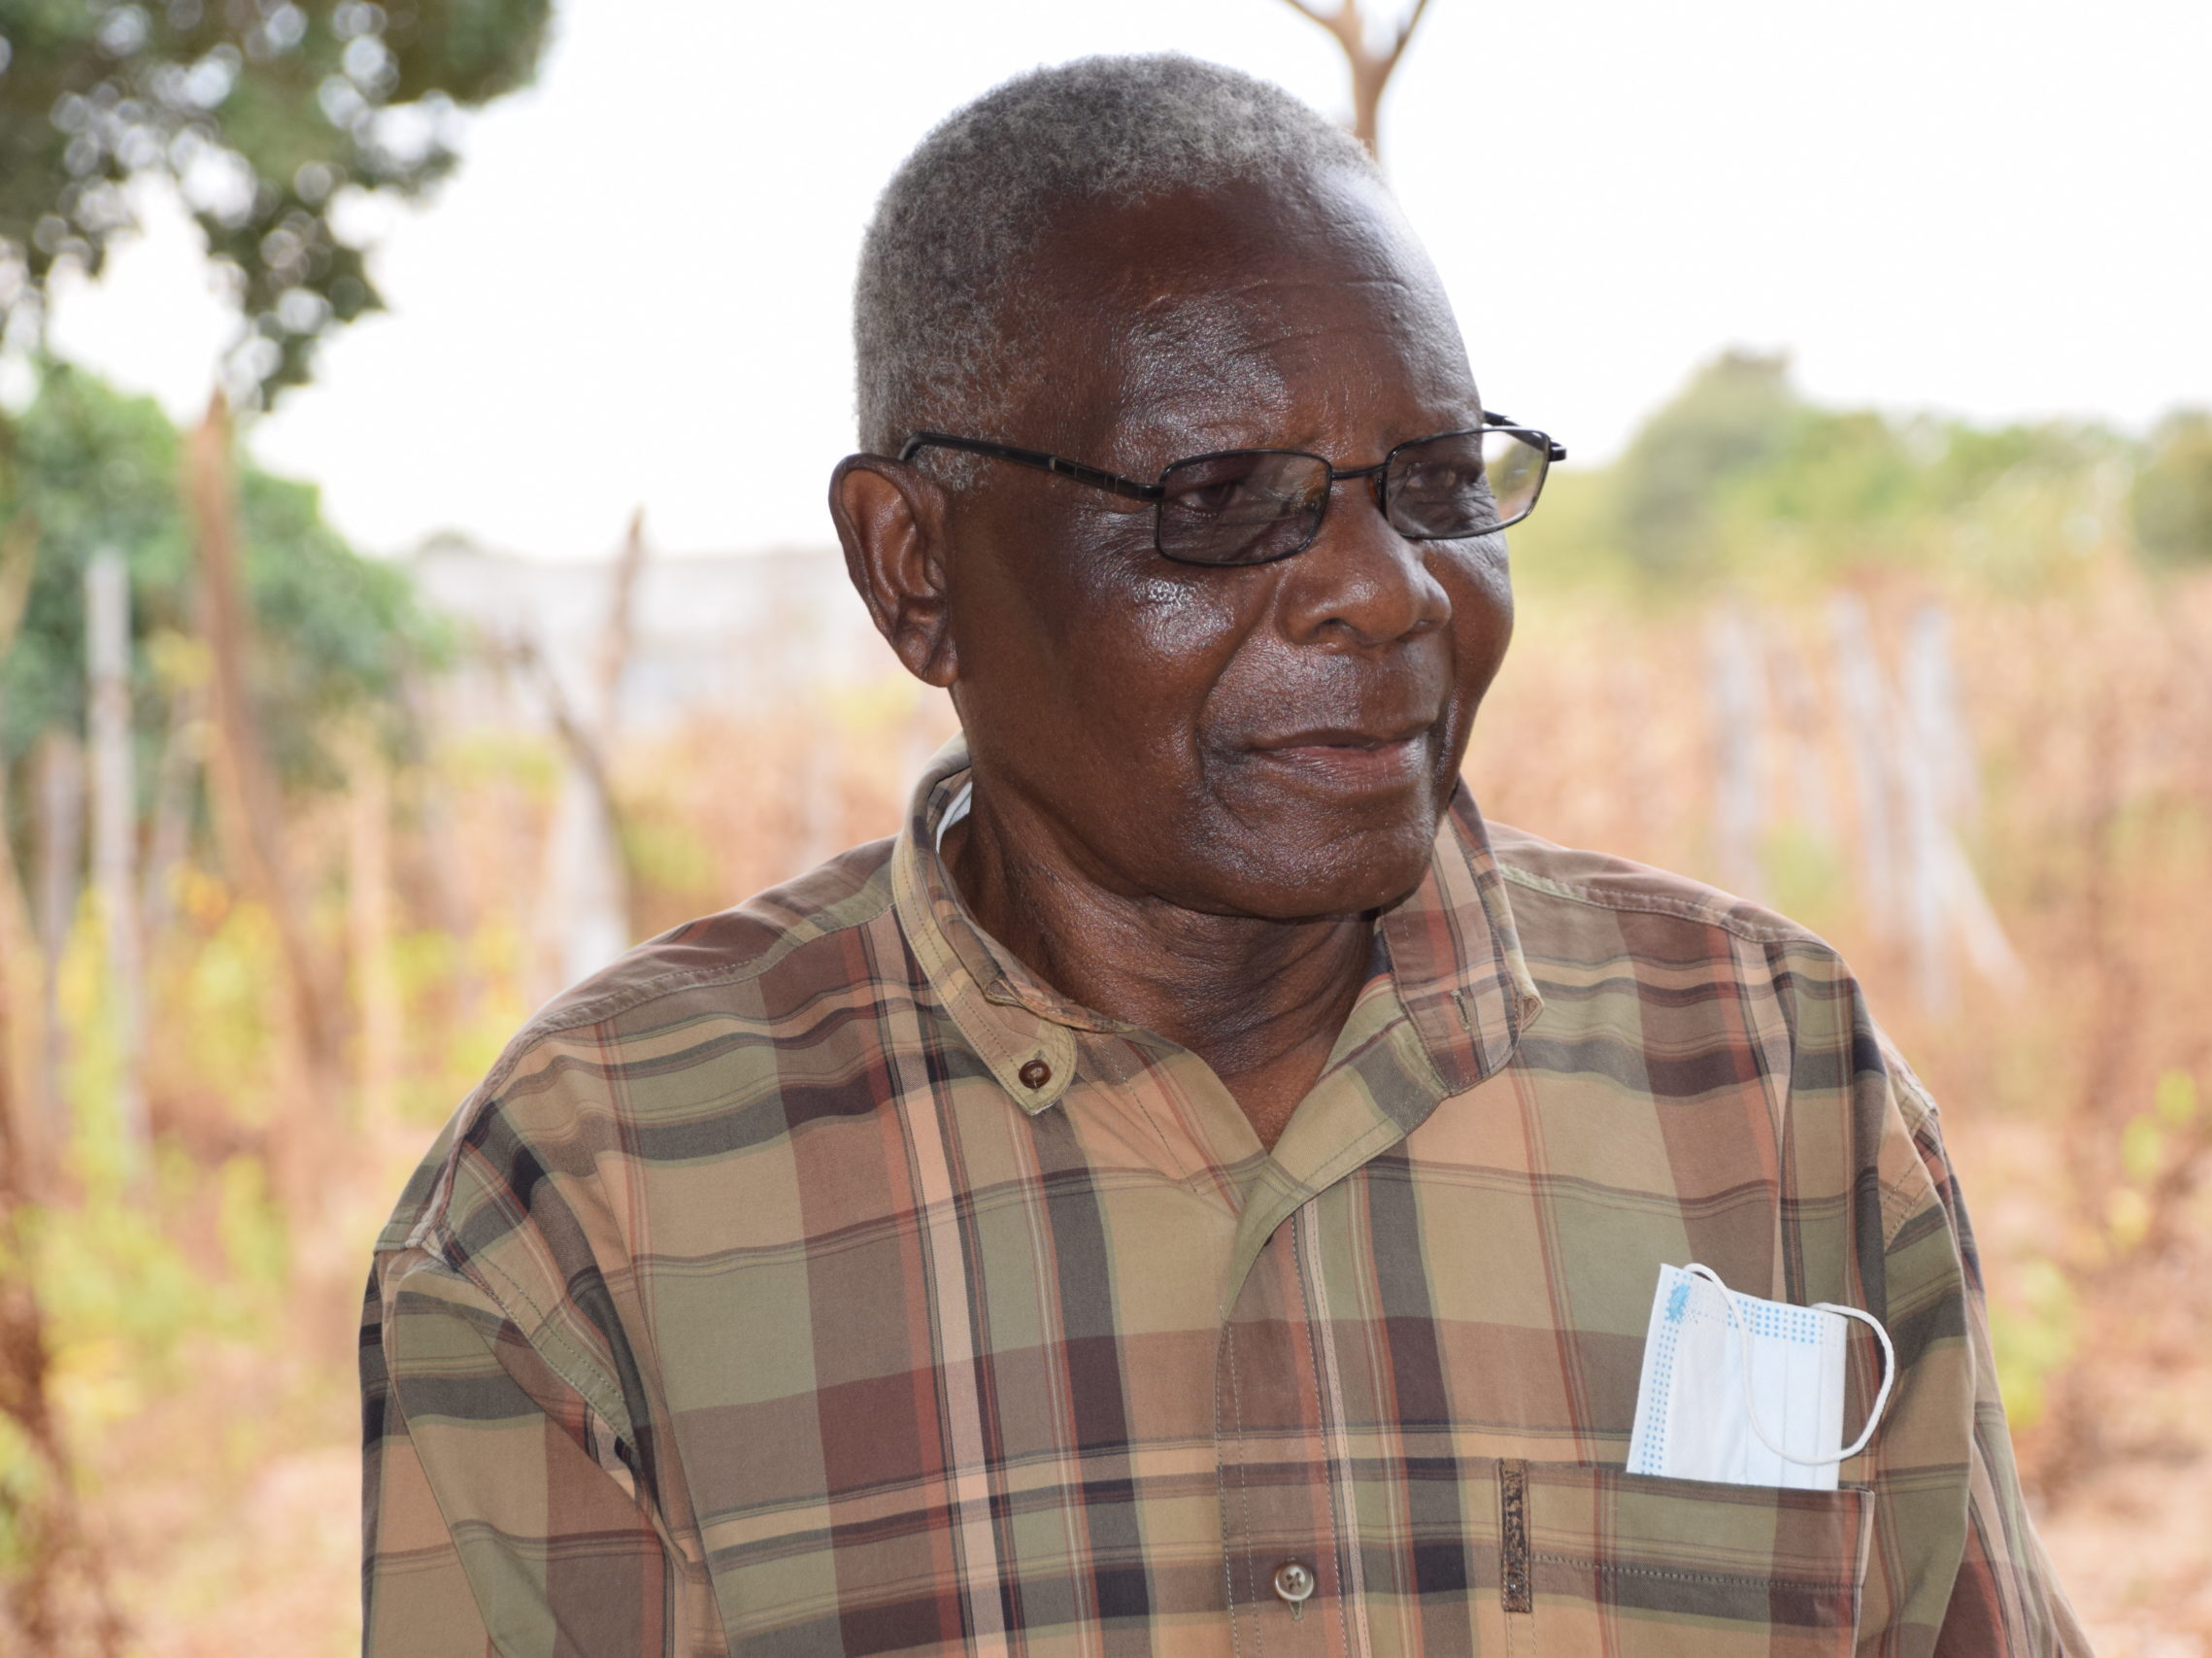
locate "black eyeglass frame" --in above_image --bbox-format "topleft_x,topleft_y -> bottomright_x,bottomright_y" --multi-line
896,411 -> 1568,567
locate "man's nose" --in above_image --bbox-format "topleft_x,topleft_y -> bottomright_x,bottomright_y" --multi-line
1277,475 -> 1451,649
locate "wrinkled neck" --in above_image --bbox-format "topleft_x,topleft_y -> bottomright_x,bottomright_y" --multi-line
944,795 -> 1373,1145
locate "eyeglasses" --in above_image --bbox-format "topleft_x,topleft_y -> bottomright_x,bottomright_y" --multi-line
897,412 -> 1565,568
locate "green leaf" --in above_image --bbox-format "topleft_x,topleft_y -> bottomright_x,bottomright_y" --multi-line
0,0 -> 551,404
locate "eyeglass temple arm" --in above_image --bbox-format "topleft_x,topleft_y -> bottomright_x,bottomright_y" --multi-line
1483,410 -> 1568,464
897,432 -> 1163,502
901,420 -> 1565,482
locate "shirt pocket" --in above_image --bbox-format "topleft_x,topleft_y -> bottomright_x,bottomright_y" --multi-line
1497,1459 -> 1871,1657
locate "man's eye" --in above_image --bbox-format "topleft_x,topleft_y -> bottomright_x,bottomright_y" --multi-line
1399,462 -> 1485,496
1172,480 -> 1254,515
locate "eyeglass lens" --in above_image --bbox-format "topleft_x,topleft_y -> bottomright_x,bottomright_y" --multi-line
1153,429 -> 1546,565
1156,451 -> 1331,566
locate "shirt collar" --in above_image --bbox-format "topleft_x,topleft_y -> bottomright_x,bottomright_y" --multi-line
889,733 -> 1541,1115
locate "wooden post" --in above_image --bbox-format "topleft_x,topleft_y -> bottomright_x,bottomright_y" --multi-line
84,553 -> 147,1173
1769,626 -> 1837,845
534,510 -> 647,998
1705,605 -> 1768,901
1892,629 -> 1956,1014
1901,604 -> 2020,998
1831,595 -> 2019,1001
1828,594 -> 1897,935
29,733 -> 83,1154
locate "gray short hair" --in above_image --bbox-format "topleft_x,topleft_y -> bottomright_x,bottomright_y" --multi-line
854,54 -> 1379,476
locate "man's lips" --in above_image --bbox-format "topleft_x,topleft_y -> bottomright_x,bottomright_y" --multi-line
1251,722 -> 1434,752
1241,721 -> 1438,789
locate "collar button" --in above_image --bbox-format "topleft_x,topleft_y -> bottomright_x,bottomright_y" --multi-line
1018,1059 -> 1053,1090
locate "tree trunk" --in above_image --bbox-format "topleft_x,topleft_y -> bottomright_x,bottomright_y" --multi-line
139,670 -> 204,946
0,942 -> 126,1655
0,515 -> 52,1191
182,395 -> 346,1208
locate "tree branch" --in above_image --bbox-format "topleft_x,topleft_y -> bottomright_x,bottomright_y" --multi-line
184,394 -> 347,1159
1272,0 -> 1436,158
594,506 -> 648,734
1279,0 -> 1365,59
1384,0 -> 1436,73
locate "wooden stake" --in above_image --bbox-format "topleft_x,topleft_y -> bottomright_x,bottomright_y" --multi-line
84,552 -> 147,1174
531,509 -> 648,998
29,734 -> 82,1155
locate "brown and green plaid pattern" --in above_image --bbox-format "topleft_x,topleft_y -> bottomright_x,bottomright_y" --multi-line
362,740 -> 2087,1656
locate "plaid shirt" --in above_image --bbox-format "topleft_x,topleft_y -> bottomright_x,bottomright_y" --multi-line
363,739 -> 2086,1657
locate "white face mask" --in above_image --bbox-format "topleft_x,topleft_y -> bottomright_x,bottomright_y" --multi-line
1625,1263 -> 1896,1491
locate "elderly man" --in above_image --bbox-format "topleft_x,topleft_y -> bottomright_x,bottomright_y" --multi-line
363,55 -> 2084,1658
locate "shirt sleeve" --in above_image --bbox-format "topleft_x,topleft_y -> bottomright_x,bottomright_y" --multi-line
1873,1055 -> 2095,1657
361,1244 -> 727,1658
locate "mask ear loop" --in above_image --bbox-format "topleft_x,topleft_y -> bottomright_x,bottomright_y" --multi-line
1682,1264 -> 1897,1466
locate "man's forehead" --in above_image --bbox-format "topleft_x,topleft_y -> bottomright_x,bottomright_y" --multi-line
1014,172 -> 1475,457
1037,169 -> 1427,309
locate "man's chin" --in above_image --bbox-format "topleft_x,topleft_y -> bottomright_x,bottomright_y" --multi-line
1159,823 -> 1441,924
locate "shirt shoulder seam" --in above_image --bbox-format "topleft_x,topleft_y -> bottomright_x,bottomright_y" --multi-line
505,878 -> 899,1052
1497,862 -> 1817,946
390,878 -> 900,1256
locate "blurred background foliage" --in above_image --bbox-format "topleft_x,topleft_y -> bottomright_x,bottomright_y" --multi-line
0,361 -> 435,786
1510,347 -> 2212,595
0,0 -> 553,401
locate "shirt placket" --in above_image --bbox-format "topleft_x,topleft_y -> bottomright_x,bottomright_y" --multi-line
1216,1199 -> 1364,1658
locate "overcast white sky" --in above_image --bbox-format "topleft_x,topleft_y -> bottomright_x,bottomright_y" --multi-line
41,0 -> 2212,561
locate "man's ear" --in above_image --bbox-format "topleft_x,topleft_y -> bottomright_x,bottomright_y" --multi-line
829,455 -> 958,688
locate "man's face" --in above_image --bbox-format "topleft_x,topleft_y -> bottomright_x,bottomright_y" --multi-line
936,170 -> 1513,921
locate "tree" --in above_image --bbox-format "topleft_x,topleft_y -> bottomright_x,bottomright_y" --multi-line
0,0 -> 553,403
1611,349 -> 1797,579
0,362 -> 426,783
0,364 -> 435,1198
2132,410 -> 2212,564
1275,0 -> 1434,157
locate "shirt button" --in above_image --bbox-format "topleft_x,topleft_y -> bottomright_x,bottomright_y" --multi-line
1018,1059 -> 1052,1089
1271,1560 -> 1316,1608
